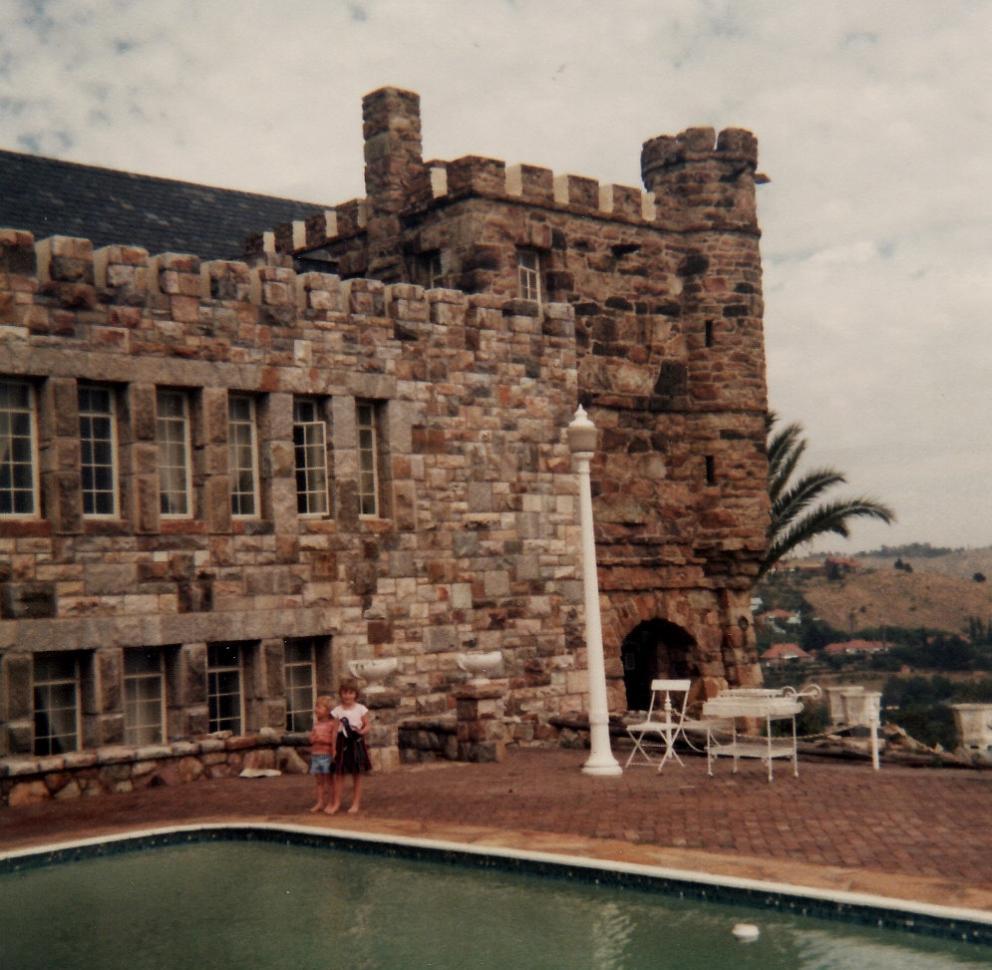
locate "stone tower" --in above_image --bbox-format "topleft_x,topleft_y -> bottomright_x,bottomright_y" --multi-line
252,87 -> 770,707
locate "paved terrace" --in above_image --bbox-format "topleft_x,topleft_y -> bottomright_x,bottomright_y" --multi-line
2,748 -> 991,913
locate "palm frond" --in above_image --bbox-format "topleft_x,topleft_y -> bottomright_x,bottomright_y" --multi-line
771,467 -> 848,533
760,414 -> 895,577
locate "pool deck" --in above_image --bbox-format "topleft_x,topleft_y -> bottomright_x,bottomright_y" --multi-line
3,748 -> 992,915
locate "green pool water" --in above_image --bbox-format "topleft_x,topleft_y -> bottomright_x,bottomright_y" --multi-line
1,840 -> 987,969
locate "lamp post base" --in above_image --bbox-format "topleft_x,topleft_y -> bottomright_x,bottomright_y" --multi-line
581,758 -> 623,776
582,736 -> 623,775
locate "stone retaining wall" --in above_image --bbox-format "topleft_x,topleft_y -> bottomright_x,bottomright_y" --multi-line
0,731 -> 315,808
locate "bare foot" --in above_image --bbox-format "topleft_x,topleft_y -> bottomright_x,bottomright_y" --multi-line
323,803 -> 340,815
347,804 -> 361,814
309,803 -> 325,813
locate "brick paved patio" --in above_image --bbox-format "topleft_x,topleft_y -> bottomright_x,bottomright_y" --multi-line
2,748 -> 991,912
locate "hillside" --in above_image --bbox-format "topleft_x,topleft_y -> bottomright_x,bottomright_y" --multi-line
855,547 -> 992,581
801,569 -> 992,634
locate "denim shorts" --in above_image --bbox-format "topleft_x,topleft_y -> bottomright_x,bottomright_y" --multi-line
310,753 -> 335,775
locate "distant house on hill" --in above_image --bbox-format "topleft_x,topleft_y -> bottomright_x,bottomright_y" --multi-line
824,556 -> 861,578
824,639 -> 887,657
761,643 -> 811,665
755,608 -> 801,633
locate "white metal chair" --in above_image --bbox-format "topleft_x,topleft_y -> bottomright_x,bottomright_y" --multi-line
625,678 -> 697,771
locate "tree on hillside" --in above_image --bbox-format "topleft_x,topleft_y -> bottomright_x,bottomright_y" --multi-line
760,413 -> 895,577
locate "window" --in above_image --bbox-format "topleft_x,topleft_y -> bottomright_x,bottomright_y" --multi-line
517,249 -> 542,302
33,653 -> 80,755
705,320 -> 715,348
78,384 -> 118,517
0,378 -> 38,517
207,642 -> 243,734
705,455 -> 716,485
123,648 -> 165,745
284,637 -> 318,732
157,389 -> 192,517
410,250 -> 443,289
293,398 -> 329,516
356,400 -> 380,517
228,394 -> 259,517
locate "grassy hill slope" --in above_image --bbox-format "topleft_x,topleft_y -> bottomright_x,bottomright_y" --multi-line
800,568 -> 991,634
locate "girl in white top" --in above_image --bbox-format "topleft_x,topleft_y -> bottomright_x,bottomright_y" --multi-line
332,678 -> 372,813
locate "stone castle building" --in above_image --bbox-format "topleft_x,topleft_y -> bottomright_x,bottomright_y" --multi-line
0,88 -> 768,801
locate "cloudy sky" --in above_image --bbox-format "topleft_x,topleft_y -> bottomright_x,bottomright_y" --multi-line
2,0 -> 989,553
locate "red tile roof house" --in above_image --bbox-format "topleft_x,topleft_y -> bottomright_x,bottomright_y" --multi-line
761,643 -> 812,665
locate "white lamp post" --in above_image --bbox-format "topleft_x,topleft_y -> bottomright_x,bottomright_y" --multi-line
567,405 -> 622,776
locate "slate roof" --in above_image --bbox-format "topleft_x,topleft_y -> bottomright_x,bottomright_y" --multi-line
0,148 -> 331,261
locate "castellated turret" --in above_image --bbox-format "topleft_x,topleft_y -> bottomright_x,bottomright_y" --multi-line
641,126 -> 760,231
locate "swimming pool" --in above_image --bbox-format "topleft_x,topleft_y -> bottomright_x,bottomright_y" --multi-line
2,826 -> 990,969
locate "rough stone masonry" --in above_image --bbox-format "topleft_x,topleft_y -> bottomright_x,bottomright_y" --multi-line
0,87 -> 769,804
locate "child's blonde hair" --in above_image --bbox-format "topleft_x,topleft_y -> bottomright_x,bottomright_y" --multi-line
315,694 -> 334,712
338,677 -> 360,697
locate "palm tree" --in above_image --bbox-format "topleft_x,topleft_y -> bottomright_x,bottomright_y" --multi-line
761,412 -> 895,577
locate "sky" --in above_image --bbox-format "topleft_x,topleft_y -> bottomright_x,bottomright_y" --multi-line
1,0 -> 990,554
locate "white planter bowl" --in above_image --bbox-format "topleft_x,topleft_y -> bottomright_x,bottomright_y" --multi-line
348,657 -> 398,690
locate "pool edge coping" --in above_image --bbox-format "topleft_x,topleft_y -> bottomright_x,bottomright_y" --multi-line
3,820 -> 992,941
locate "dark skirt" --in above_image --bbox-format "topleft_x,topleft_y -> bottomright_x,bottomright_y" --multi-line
335,732 -> 372,774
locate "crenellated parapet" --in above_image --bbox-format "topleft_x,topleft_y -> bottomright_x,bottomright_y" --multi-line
0,227 -> 579,364
241,89 -> 764,274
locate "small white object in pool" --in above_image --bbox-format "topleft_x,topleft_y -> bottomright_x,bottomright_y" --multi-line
732,923 -> 760,942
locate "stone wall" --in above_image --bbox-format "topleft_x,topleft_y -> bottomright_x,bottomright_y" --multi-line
0,227 -> 586,780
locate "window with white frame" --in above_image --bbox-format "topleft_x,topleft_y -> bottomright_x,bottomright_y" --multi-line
0,378 -> 38,517
33,653 -> 80,755
292,397 -> 329,516
517,248 -> 542,302
356,400 -> 380,517
123,648 -> 166,745
78,384 -> 118,518
228,394 -> 259,517
156,389 -> 193,517
207,642 -> 243,734
284,637 -> 319,732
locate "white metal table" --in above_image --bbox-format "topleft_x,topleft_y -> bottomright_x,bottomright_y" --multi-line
702,688 -> 809,782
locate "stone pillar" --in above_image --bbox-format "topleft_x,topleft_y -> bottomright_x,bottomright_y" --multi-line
167,643 -> 208,739
199,386 -> 231,534
128,383 -> 160,534
363,87 -> 429,282
260,393 -> 297,532
454,681 -> 507,762
0,652 -> 33,755
38,376 -> 82,533
250,638 -> 287,730
366,688 -> 401,772
81,647 -> 124,747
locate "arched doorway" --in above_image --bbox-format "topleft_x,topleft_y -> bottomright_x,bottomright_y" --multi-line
621,619 -> 697,711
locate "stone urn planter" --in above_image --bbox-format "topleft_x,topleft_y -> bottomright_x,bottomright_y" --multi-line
348,657 -> 398,693
840,688 -> 879,728
951,704 -> 992,761
825,685 -> 863,726
456,650 -> 503,685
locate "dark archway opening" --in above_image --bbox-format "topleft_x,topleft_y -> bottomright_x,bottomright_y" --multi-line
621,619 -> 698,711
